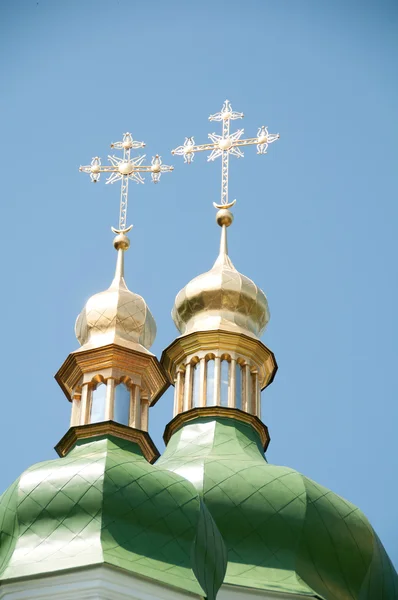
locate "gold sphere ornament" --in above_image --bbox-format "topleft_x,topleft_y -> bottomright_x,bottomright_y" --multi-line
216,208 -> 234,228
113,233 -> 130,251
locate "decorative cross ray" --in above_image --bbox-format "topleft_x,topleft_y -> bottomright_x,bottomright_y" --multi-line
80,132 -> 174,231
172,100 -> 279,208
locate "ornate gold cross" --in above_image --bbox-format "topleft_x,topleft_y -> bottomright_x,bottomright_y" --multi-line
80,132 -> 174,232
172,100 -> 279,208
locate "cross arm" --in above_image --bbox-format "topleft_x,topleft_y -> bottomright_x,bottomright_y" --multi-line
172,137 -> 216,164
79,157 -> 119,182
232,129 -> 280,154
130,156 -> 174,183
79,165 -> 117,173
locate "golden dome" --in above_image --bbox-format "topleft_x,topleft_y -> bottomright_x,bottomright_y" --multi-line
172,211 -> 270,339
75,233 -> 156,351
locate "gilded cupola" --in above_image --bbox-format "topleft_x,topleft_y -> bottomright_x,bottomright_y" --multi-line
75,232 -> 156,353
172,209 -> 270,339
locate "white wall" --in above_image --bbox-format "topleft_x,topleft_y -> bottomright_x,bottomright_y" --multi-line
0,566 -> 315,600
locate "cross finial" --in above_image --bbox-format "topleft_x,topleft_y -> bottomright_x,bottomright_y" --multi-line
172,100 -> 279,209
80,132 -> 174,232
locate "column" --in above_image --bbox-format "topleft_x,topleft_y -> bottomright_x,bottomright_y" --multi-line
254,372 -> 261,418
244,364 -> 251,413
183,363 -> 192,412
174,370 -> 183,416
199,358 -> 206,407
105,378 -> 115,421
141,399 -> 149,431
214,357 -> 221,406
229,358 -> 236,408
131,385 -> 141,429
70,394 -> 81,427
79,384 -> 89,425
173,376 -> 178,416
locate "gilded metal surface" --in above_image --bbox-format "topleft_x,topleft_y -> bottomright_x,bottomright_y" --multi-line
161,329 -> 277,390
55,421 -> 160,463
172,221 -> 270,339
55,342 -> 169,405
76,242 -> 156,351
163,407 -> 270,451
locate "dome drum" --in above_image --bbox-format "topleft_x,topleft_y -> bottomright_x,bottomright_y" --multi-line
161,329 -> 277,390
56,343 -> 168,405
70,375 -> 149,432
161,329 -> 277,422
56,343 -> 169,438
172,351 -> 262,419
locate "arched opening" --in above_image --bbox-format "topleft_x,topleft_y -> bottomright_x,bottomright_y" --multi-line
192,362 -> 200,408
220,360 -> 229,407
90,382 -> 106,423
206,359 -> 215,406
114,382 -> 130,426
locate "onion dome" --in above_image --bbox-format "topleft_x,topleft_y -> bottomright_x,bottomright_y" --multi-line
172,209 -> 269,339
158,416 -> 398,599
75,232 -> 156,351
0,434 -> 226,600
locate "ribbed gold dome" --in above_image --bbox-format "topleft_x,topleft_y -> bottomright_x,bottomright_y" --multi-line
75,234 -> 156,351
172,215 -> 269,339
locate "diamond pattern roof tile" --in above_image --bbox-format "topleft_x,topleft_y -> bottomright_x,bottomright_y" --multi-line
158,416 -> 398,600
0,434 -> 226,600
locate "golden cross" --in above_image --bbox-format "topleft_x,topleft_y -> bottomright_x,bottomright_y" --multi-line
80,132 -> 174,232
172,100 -> 279,208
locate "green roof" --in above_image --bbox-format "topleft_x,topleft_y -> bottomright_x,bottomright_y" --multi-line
0,419 -> 396,600
0,435 -> 226,600
157,416 -> 398,599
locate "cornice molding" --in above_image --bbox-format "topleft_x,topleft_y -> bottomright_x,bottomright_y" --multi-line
55,343 -> 169,405
163,406 -> 270,451
55,421 -> 160,463
161,329 -> 277,389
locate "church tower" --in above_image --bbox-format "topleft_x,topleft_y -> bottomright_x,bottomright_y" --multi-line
0,133 -> 226,600
158,101 -> 398,598
0,109 -> 397,600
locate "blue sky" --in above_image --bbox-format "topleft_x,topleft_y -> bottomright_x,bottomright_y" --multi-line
0,0 -> 397,566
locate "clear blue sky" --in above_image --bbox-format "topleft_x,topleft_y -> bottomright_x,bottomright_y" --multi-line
0,0 -> 397,566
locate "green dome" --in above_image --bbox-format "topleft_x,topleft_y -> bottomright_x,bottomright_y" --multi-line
0,434 -> 227,600
157,416 -> 398,599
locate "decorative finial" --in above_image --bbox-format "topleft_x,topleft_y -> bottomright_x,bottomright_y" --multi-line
80,132 -> 174,232
215,207 -> 233,263
172,100 -> 279,210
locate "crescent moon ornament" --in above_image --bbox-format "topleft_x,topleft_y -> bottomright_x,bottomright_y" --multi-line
111,224 -> 133,235
213,199 -> 236,210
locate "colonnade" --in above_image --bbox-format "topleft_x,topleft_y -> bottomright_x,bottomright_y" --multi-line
173,354 -> 261,418
70,379 -> 149,431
